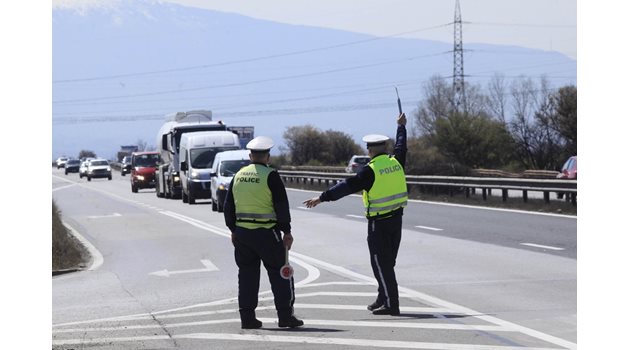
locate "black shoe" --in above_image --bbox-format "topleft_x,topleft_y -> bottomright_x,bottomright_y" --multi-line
367,300 -> 384,311
241,319 -> 263,329
278,316 -> 304,328
372,305 -> 400,316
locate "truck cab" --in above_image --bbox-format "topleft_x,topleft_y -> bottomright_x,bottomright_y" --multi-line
179,131 -> 240,204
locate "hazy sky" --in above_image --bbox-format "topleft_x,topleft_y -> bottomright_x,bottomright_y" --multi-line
53,0 -> 577,59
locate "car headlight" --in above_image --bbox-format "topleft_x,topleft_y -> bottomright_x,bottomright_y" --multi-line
218,182 -> 229,190
173,175 -> 180,182
191,171 -> 200,179
136,175 -> 145,181
107,167 -> 111,172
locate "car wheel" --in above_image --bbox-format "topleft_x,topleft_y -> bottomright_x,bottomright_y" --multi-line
65,170 -> 68,175
211,198 -> 218,212
108,175 -> 112,180
217,198 -> 224,213
87,176 -> 91,182
132,184 -> 138,193
182,190 -> 188,203
189,191 -> 195,205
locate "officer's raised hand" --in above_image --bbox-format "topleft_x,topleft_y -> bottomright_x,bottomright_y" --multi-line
397,113 -> 406,126
303,197 -> 321,208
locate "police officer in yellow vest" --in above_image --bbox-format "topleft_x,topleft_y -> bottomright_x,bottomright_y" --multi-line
224,136 -> 304,329
303,113 -> 408,316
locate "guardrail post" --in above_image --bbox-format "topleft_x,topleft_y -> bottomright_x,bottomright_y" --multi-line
488,188 -> 492,197
565,192 -> 570,203
471,188 -> 476,195
522,190 -> 528,203
465,187 -> 470,198
309,178 -> 313,185
502,189 -> 507,202
570,193 -> 576,205
544,191 -> 550,204
449,187 -> 454,197
482,188 -> 487,200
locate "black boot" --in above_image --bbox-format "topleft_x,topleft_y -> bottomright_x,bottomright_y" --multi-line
278,315 -> 304,328
367,299 -> 384,311
372,305 -> 400,316
241,318 -> 263,329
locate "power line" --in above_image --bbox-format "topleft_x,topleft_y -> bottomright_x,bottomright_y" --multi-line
52,23 -> 451,84
52,51 -> 449,104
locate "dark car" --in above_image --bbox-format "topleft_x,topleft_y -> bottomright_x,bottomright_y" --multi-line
345,155 -> 371,173
120,156 -> 132,176
64,159 -> 81,175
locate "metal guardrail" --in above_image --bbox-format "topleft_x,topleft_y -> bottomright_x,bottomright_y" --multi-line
277,170 -> 577,205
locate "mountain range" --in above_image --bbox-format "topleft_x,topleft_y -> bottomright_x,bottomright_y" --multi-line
52,0 -> 577,160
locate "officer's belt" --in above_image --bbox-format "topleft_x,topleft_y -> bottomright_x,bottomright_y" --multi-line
236,213 -> 277,223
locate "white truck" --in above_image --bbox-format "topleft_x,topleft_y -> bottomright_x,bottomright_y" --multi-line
179,131 -> 241,204
155,110 -> 254,200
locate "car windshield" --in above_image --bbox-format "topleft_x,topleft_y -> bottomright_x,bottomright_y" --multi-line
67,160 -> 80,165
354,157 -> 370,165
91,160 -> 108,166
190,147 -> 238,169
133,154 -> 159,167
220,160 -> 250,177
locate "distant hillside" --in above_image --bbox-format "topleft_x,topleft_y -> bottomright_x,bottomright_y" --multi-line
52,0 -> 576,159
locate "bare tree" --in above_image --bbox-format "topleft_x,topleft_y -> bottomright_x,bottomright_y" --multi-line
486,73 -> 508,123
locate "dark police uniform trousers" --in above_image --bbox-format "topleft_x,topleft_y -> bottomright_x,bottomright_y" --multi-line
233,226 -> 295,321
367,213 -> 402,310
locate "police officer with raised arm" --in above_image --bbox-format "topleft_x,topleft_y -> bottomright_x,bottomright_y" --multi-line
303,113 -> 408,316
224,136 -> 304,329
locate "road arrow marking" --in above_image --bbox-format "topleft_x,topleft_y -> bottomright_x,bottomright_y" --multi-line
150,259 -> 219,277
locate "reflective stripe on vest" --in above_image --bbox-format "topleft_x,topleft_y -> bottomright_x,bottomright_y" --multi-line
363,154 -> 408,218
233,163 -> 277,229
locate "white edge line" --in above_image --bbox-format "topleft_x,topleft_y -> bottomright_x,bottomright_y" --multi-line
286,188 -> 577,219
415,225 -> 443,231
520,243 -> 565,251
61,222 -> 103,272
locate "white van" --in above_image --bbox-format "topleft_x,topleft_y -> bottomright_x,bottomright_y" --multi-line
209,149 -> 251,212
179,131 -> 240,204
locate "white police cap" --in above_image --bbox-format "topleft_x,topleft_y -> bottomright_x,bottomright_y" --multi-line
362,134 -> 389,146
246,136 -> 274,152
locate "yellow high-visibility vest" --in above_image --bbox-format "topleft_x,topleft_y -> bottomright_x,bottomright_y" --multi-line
233,164 -> 277,229
362,154 -> 408,218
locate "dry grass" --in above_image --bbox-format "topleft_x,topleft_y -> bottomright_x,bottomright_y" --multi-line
52,200 -> 89,272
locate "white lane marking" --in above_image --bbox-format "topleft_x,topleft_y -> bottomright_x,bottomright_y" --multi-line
53,317 -> 507,333
286,188 -> 577,219
149,259 -> 219,277
290,251 -> 577,350
415,225 -> 443,231
53,332 -> 564,350
296,206 -> 309,210
346,214 -> 365,219
87,212 -> 122,219
520,243 -> 565,251
61,222 -> 104,272
52,183 -> 77,192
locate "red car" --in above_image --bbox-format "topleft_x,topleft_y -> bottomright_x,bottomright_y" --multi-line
130,151 -> 160,193
557,156 -> 577,180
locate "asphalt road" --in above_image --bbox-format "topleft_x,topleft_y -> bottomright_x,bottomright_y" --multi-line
52,168 -> 577,350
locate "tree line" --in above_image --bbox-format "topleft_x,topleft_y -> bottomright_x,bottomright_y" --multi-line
278,74 -> 576,175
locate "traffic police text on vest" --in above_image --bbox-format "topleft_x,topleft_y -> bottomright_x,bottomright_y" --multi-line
361,134 -> 408,219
